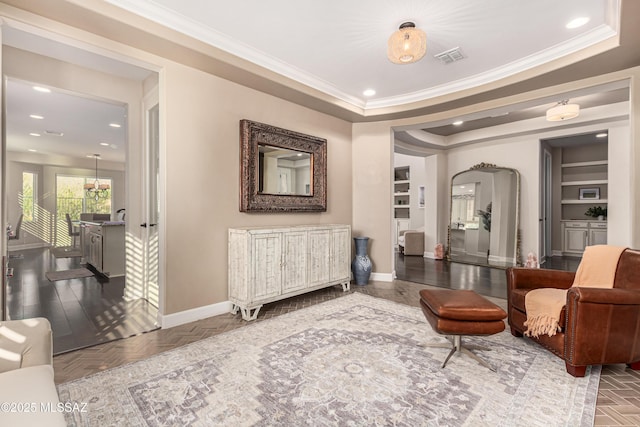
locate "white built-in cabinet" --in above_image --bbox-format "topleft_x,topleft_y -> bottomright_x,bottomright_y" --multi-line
228,224 -> 351,321
561,220 -> 607,255
394,166 -> 410,220
559,143 -> 608,255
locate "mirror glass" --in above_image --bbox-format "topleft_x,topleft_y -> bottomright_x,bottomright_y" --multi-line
448,164 -> 521,268
258,144 -> 312,196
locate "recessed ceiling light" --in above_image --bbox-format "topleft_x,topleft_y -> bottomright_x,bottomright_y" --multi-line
363,89 -> 376,97
596,133 -> 608,138
100,142 -> 110,146
29,133 -> 41,137
109,123 -> 121,128
566,17 -> 590,29
30,114 -> 44,120
453,120 -> 464,126
28,149 -> 37,152
33,86 -> 51,93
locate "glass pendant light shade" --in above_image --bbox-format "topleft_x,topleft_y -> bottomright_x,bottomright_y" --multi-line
387,22 -> 427,64
546,100 -> 580,121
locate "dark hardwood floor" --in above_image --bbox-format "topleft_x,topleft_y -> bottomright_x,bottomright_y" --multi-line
394,253 -> 508,298
5,247 -> 158,355
394,252 -> 581,299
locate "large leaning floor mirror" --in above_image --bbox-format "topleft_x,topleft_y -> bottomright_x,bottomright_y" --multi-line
447,163 -> 521,268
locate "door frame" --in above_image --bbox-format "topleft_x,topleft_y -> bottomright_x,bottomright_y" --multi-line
540,147 -> 553,263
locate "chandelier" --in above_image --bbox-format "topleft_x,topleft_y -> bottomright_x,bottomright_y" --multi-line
84,154 -> 110,200
387,22 -> 427,64
546,100 -> 580,121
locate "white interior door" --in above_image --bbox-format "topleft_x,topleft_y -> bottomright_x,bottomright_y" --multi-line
141,88 -> 160,308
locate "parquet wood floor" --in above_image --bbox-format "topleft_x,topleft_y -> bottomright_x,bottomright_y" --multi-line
53,272 -> 639,426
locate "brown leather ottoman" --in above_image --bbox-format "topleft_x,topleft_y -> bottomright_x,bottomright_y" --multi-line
419,288 -> 507,371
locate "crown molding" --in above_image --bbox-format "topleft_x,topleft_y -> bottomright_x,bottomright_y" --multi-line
365,25 -> 618,110
105,0 -> 619,113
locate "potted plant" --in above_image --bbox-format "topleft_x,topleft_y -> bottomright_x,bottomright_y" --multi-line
477,202 -> 492,231
585,206 -> 607,220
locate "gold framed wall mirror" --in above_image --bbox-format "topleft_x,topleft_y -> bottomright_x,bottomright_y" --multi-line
447,163 -> 522,268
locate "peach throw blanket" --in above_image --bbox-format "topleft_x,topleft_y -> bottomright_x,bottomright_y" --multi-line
524,245 -> 627,338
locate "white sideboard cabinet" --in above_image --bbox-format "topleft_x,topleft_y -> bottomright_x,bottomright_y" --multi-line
228,224 -> 351,321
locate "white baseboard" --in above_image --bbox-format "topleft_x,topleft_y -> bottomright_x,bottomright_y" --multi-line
489,255 -> 514,264
159,272 -> 394,327
159,300 -> 233,329
371,272 -> 393,282
552,250 -> 564,257
423,251 -> 434,259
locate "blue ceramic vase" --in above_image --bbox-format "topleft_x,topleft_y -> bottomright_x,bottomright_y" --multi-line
351,237 -> 372,285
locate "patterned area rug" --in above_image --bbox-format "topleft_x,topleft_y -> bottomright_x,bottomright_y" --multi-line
57,293 -> 599,426
46,268 -> 94,282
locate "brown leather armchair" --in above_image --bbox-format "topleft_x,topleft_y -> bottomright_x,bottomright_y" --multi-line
506,248 -> 640,377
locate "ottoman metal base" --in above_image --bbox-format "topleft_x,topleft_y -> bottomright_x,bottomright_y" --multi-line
424,335 -> 495,371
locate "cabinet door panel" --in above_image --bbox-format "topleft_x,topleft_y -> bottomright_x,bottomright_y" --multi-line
308,230 -> 331,286
252,234 -> 282,300
589,229 -> 607,246
331,228 -> 350,281
282,231 -> 307,293
565,229 -> 587,252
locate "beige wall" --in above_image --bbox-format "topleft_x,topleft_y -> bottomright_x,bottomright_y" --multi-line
352,121 -> 393,274
162,61 -> 352,314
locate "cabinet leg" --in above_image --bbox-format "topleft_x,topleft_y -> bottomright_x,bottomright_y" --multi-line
239,306 -> 262,321
341,281 -> 350,292
231,304 -> 239,315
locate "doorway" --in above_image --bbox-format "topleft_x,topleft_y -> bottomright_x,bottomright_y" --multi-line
2,30 -> 163,353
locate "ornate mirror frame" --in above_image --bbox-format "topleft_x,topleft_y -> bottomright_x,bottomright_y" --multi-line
446,162 -> 522,268
239,119 -> 327,212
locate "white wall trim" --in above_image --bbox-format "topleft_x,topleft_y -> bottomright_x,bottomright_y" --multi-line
159,300 -> 233,329
371,272 -> 393,282
423,251 -> 435,259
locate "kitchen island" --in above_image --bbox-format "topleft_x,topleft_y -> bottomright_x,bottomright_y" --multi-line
80,220 -> 125,278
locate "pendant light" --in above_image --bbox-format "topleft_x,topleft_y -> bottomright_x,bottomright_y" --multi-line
84,154 -> 110,200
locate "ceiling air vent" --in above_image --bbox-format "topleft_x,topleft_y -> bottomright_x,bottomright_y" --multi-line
44,130 -> 64,137
434,47 -> 464,64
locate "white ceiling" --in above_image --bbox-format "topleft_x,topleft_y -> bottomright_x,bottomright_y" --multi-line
3,0 -> 624,162
106,0 -> 616,109
5,79 -> 127,163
